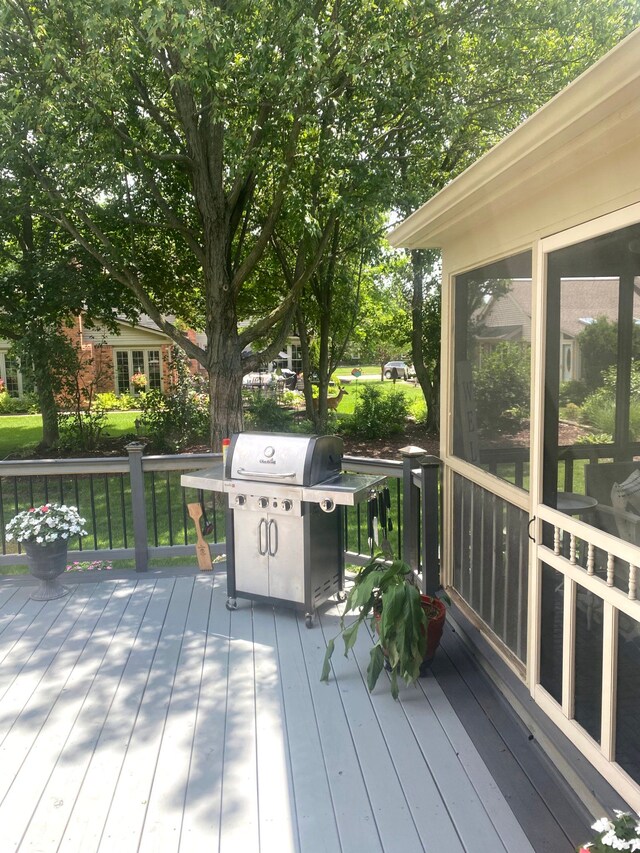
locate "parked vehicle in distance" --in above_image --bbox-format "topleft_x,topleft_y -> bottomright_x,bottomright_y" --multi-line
383,360 -> 414,380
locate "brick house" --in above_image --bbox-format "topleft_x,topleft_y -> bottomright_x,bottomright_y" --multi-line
0,314 -> 303,398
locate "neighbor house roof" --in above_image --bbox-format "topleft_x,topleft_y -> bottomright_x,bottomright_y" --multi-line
475,277 -> 640,341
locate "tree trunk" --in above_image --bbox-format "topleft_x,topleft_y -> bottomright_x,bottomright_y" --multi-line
33,363 -> 59,448
410,249 -> 440,435
205,315 -> 243,450
208,367 -> 243,449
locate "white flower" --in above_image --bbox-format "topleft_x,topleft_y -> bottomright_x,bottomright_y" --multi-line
593,818 -> 615,833
5,503 -> 88,545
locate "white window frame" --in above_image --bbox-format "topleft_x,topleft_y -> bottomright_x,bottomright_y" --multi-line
0,351 -> 23,398
114,348 -> 163,395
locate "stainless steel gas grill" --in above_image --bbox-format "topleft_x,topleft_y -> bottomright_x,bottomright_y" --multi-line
181,432 -> 384,626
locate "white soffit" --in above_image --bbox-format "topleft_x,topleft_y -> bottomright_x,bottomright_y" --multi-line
389,27 -> 640,249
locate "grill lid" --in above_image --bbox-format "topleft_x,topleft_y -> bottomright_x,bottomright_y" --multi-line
226,432 -> 343,486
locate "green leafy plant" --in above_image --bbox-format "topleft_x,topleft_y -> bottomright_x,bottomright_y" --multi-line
578,810 -> 640,852
321,553 -> 445,700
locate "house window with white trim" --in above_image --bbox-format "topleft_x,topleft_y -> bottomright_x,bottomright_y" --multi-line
291,344 -> 303,372
0,353 -> 22,397
115,350 -> 162,395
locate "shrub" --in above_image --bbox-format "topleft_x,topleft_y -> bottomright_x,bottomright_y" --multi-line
0,392 -> 38,414
57,408 -> 107,452
137,347 -> 209,451
245,394 -> 295,431
562,402 -> 581,422
95,392 -> 138,411
559,380 -> 588,406
473,343 -> 530,433
345,384 -> 408,439
138,388 -> 209,451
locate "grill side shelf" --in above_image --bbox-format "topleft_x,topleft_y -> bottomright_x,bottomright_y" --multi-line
302,473 -> 385,506
181,463 -> 226,493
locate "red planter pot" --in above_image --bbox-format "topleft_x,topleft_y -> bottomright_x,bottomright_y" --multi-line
375,593 -> 447,676
420,594 -> 447,670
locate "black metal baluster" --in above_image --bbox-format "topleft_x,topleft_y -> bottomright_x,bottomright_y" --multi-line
74,475 -> 82,550
44,476 -> 49,503
58,475 -> 64,504
356,503 -> 361,555
89,476 -> 98,549
182,487 -> 189,545
120,473 -> 128,548
343,505 -> 349,553
105,474 -> 113,550
166,472 -> 173,546
396,478 -> 402,559
151,471 -> 159,546
0,479 -> 5,555
28,476 -> 34,508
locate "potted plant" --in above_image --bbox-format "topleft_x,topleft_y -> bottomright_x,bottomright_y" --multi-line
131,372 -> 148,393
578,811 -> 640,852
5,503 -> 87,600
321,553 -> 447,699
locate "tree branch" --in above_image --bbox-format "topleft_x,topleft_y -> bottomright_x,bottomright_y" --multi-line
238,210 -> 337,347
132,153 -> 205,264
230,114 -> 302,292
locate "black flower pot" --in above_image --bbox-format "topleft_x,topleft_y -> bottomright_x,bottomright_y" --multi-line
24,538 -> 70,601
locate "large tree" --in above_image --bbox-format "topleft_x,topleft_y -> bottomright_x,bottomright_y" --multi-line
387,0 -> 640,432
0,0 -> 422,447
0,167 -> 138,447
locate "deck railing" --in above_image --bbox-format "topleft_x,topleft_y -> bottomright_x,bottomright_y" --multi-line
0,443 -> 442,590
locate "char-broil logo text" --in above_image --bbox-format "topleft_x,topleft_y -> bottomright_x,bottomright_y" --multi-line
260,445 -> 276,464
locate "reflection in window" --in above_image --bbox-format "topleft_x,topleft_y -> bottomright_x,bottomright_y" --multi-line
453,252 -> 532,489
544,223 -> 640,543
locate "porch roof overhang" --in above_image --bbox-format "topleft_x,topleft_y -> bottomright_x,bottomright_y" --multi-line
388,27 -> 640,252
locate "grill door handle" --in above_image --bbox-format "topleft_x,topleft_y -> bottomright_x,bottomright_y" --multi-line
258,518 -> 268,555
268,519 -> 277,556
236,468 -> 297,480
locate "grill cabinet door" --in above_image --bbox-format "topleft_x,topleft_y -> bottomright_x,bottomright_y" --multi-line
233,514 -> 269,597
267,514 -> 305,603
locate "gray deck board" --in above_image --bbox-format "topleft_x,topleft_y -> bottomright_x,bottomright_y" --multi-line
0,570 -> 579,852
274,607 -> 340,853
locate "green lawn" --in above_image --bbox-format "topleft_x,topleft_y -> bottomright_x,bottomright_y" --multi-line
336,364 -> 384,377
0,412 -> 139,457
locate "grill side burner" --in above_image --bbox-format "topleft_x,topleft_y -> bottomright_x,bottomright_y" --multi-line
181,432 -> 385,626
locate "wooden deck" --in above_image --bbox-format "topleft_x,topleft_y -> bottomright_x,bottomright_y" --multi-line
0,570 -> 589,852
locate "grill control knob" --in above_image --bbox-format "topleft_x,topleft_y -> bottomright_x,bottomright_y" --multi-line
235,495 -> 246,506
258,497 -> 269,509
281,499 -> 293,512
